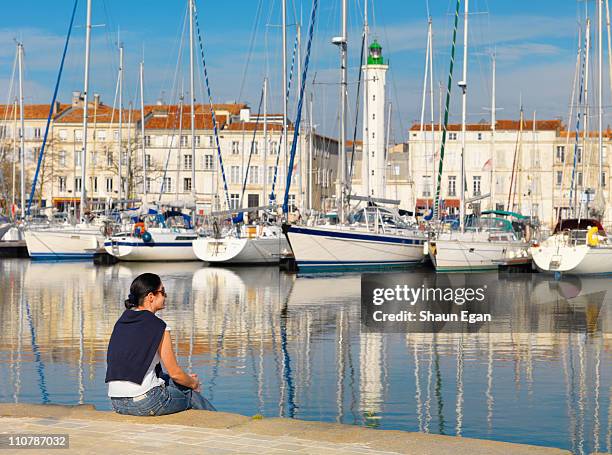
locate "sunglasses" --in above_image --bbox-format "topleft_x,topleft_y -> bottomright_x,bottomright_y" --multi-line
151,288 -> 167,297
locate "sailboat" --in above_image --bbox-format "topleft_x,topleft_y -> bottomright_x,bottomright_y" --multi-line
530,6 -> 612,275
427,0 -> 531,272
285,0 -> 426,273
193,4 -> 292,266
24,0 -> 109,260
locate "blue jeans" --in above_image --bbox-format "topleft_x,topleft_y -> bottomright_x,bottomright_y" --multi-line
111,376 -> 216,416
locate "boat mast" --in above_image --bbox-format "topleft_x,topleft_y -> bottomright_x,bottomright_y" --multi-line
598,0 -> 603,205
12,99 -> 17,213
263,77 -> 268,208
189,0 -> 196,203
139,61 -> 147,203
282,0 -> 288,204
363,0 -> 370,197
489,53 -> 496,209
459,0 -> 469,233
334,0 -> 348,223
308,92 -> 313,211
176,93 -> 184,200
80,0 -> 92,221
17,43 -> 25,219
118,43 -> 124,206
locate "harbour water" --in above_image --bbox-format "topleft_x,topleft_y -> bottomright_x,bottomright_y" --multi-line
0,259 -> 610,454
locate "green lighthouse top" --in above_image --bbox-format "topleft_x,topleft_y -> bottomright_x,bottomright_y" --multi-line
367,40 -> 384,65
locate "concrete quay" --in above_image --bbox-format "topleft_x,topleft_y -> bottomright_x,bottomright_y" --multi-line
0,404 -> 571,455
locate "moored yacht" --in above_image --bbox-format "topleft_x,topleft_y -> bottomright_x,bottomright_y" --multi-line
530,219 -> 612,275
285,205 -> 427,273
104,210 -> 198,262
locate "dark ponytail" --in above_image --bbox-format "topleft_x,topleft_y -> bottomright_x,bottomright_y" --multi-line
125,273 -> 162,309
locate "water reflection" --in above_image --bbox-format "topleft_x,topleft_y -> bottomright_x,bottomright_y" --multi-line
0,260 -> 610,454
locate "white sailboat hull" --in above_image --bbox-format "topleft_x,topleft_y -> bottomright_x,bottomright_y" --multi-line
0,223 -> 11,240
286,225 -> 426,272
429,232 -> 529,272
104,230 -> 198,262
25,228 -> 102,260
530,242 -> 612,275
193,236 -> 289,264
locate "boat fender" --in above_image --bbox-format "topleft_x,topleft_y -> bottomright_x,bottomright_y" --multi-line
142,231 -> 153,243
133,222 -> 146,237
587,226 -> 599,247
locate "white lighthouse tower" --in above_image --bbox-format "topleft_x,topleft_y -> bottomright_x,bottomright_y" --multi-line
362,40 -> 388,199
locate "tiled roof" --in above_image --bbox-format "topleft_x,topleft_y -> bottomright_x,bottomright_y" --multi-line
410,119 -> 563,132
144,105 -> 228,130
225,122 -> 290,132
55,103 -> 152,124
0,103 -> 70,120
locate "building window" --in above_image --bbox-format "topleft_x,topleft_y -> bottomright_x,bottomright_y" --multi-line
92,176 -> 98,192
75,177 -> 82,193
576,147 -> 582,164
91,151 -> 97,166
58,150 -> 66,167
448,175 -> 457,196
556,171 -> 563,186
208,136 -> 214,147
602,172 -> 607,187
473,176 -> 481,196
204,154 -> 213,170
394,164 -> 400,176
184,154 -> 192,170
145,154 -> 151,168
249,165 -> 260,184
58,176 -> 66,192
287,194 -> 296,212
230,165 -> 241,184
180,135 -> 188,147
114,130 -> 119,141
104,177 -> 112,192
59,129 -> 68,141
422,175 -> 431,197
74,150 -> 82,167
267,165 -> 275,185
373,113 -> 376,120
477,133 -> 482,141
106,151 -> 113,166
97,130 -> 106,141
183,177 -> 192,192
577,172 -> 583,186
194,136 -> 200,147
372,94 -> 376,101
448,132 -> 457,140
163,177 -> 172,193
231,141 -> 240,154
372,132 -> 375,139
121,177 -> 127,193
144,135 -> 151,147
34,127 -> 41,139
121,152 -> 128,165
230,193 -> 239,209
556,146 -> 565,163
270,141 -> 278,155
252,141 -> 258,155
75,130 -> 83,141
247,194 -> 259,208
145,178 -> 151,193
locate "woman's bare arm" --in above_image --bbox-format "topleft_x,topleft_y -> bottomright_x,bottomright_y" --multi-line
159,331 -> 199,389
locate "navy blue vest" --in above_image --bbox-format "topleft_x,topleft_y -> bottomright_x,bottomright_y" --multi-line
105,309 -> 166,384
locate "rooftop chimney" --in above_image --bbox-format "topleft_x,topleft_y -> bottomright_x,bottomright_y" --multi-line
72,91 -> 82,106
93,93 -> 101,107
239,108 -> 250,123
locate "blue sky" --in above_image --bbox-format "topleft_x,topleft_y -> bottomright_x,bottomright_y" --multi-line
0,0 -> 595,142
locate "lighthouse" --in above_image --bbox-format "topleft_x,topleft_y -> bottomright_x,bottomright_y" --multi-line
362,40 -> 388,199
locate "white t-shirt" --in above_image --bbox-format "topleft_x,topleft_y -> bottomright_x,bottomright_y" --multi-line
107,324 -> 170,398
